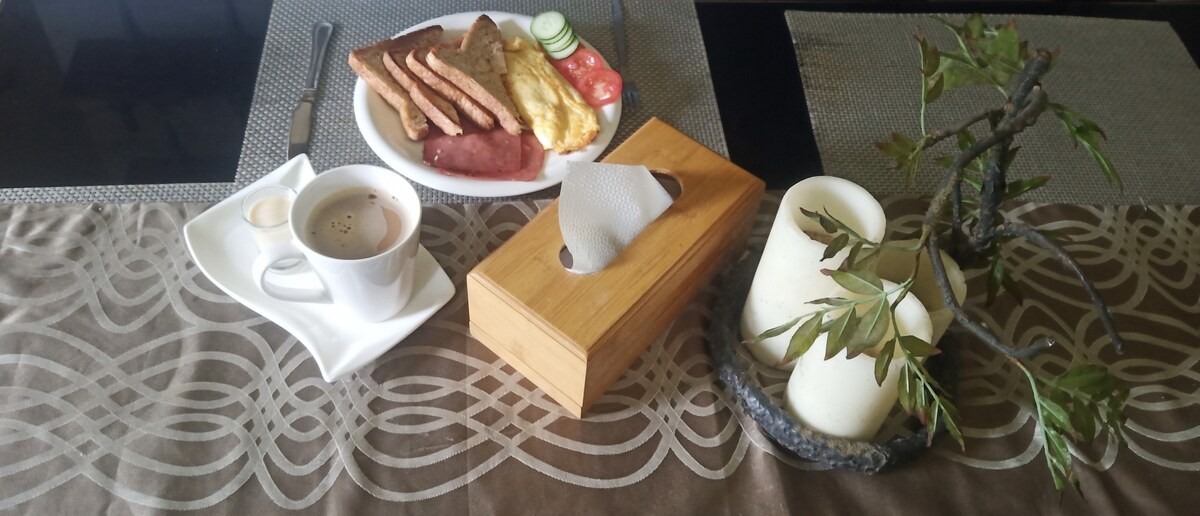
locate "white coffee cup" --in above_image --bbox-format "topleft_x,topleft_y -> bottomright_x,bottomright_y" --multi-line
252,165 -> 422,322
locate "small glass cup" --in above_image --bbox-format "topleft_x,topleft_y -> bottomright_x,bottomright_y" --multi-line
241,185 -> 302,272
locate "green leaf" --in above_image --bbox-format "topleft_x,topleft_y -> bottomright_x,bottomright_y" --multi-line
1004,175 -> 1051,201
986,255 -> 1004,307
854,246 -> 880,270
817,214 -> 838,234
1049,103 -> 1122,190
930,15 -> 960,34
898,335 -> 940,357
848,299 -> 891,355
964,155 -> 985,174
751,317 -> 800,343
818,208 -> 870,242
825,309 -> 858,360
1000,268 -> 1025,305
924,74 -> 945,104
898,364 -> 916,414
874,338 -> 896,386
821,233 -> 850,261
916,33 -> 940,77
825,269 -> 884,295
935,155 -> 956,169
974,20 -> 1023,85
1071,397 -> 1097,440
782,315 -> 823,364
1040,398 -> 1073,432
941,399 -> 965,449
957,128 -> 976,151
1080,137 -> 1122,191
903,149 -> 924,187
963,175 -> 983,192
937,53 -> 993,89
844,240 -> 865,269
808,296 -> 853,307
1055,364 -> 1109,391
914,384 -> 931,425
800,207 -> 839,235
964,14 -> 985,39
1045,430 -> 1075,492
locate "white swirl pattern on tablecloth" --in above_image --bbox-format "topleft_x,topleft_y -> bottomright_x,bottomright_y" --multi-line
0,198 -> 1196,509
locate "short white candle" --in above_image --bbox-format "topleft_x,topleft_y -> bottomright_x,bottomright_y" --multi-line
784,280 -> 934,441
741,177 -> 887,368
875,241 -> 967,346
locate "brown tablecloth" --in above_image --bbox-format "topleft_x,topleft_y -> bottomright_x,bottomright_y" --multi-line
0,196 -> 1196,514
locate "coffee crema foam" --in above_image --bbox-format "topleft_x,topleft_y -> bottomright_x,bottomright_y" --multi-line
305,187 -> 405,260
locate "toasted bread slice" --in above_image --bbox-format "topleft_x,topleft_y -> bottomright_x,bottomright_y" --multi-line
407,48 -> 495,130
348,26 -> 443,141
427,15 -> 523,135
383,49 -> 462,136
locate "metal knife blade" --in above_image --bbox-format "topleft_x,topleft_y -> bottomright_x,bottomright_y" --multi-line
288,94 -> 315,159
288,22 -> 333,159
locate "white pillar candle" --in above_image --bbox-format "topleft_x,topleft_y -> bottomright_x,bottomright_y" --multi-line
785,280 -> 934,441
741,177 -> 887,368
875,241 -> 968,346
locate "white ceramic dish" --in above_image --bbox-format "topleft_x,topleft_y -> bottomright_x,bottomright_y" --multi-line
352,11 -> 621,197
182,155 -> 456,382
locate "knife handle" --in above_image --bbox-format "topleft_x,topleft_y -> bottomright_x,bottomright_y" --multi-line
305,22 -> 334,91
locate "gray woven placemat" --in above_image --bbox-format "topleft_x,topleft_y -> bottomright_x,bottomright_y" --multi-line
785,11 -> 1200,204
235,0 -> 727,204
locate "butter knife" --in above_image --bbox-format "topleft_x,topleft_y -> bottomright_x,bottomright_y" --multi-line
288,22 -> 334,159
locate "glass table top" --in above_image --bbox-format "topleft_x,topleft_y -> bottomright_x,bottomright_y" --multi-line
0,0 -> 271,188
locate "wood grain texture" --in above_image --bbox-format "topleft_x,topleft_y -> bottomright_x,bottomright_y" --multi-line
468,118 -> 764,416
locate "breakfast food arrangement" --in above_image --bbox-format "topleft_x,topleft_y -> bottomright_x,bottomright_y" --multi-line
349,12 -> 621,183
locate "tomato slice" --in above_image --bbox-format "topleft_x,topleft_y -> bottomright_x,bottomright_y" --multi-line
577,68 -> 623,108
552,48 -> 604,84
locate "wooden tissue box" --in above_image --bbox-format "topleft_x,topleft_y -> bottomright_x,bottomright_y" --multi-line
467,118 -> 765,417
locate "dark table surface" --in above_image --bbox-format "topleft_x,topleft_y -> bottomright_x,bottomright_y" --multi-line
1,0 -> 1198,192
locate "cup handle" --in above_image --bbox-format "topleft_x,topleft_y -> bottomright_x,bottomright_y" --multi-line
252,243 -> 330,303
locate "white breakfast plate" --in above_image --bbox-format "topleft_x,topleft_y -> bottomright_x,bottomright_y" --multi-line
182,155 -> 456,382
353,11 -> 622,197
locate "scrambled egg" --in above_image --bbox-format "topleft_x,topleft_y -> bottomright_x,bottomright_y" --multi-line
503,37 -> 599,153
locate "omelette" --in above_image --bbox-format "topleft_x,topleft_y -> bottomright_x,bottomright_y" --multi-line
503,37 -> 599,153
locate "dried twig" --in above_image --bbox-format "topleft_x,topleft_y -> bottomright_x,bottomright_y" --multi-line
999,221 -> 1126,353
922,109 -> 1004,149
926,232 -> 1054,359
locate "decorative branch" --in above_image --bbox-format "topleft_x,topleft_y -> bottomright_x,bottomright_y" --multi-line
999,221 -> 1126,353
926,232 -> 1054,359
922,109 -> 1003,149
970,137 -> 1012,255
848,16 -> 1135,496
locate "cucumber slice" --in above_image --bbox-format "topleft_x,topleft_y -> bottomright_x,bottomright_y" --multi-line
543,33 -> 577,54
531,11 -> 569,41
546,37 -> 579,60
538,21 -> 573,47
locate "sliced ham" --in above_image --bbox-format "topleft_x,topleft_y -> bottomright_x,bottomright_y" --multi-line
513,132 -> 546,181
422,124 -> 545,181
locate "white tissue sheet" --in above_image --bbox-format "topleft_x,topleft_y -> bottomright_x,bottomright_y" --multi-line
559,162 -> 674,274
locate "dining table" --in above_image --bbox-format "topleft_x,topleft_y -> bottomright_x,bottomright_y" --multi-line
1,0 -> 1198,514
